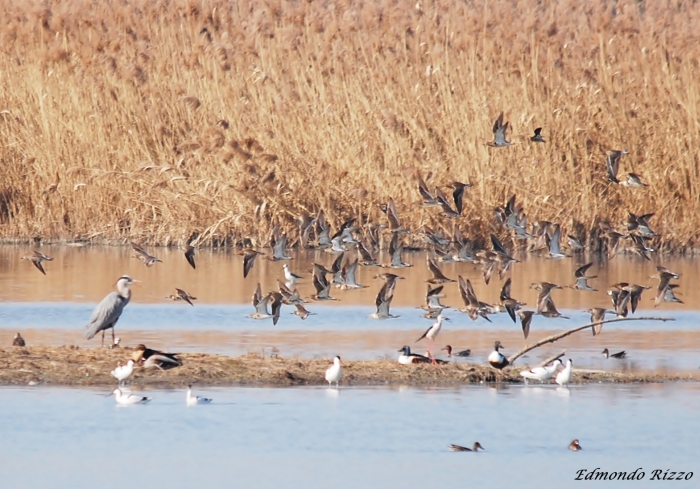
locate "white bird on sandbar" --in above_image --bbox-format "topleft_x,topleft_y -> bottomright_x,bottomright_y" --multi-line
325,356 -> 343,387
555,359 -> 573,386
111,360 -> 134,386
520,359 -> 562,384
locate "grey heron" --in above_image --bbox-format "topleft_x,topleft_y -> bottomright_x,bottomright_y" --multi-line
85,276 -> 138,347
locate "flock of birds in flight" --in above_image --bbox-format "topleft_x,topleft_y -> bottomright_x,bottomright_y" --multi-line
13,113 -> 683,390
11,114 -> 677,456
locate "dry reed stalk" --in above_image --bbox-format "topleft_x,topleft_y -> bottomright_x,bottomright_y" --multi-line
0,0 -> 698,251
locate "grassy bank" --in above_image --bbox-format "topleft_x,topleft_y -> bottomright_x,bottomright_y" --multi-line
0,347 -> 695,387
1,0 -> 699,250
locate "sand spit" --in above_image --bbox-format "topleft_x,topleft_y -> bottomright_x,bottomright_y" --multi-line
1,347 -> 697,388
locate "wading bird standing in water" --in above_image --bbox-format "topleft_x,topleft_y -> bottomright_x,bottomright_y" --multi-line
85,276 -> 138,347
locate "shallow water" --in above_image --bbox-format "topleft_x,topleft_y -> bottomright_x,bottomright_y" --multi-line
1,245 -> 698,307
0,246 -> 697,372
0,383 -> 698,488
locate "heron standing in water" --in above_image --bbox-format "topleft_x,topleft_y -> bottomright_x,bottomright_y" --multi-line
85,276 -> 138,347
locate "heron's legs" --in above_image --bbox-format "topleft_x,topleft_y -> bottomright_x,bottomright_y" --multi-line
101,330 -> 105,348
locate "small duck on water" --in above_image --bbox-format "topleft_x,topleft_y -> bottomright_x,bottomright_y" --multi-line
569,439 -> 583,451
602,348 -> 627,359
441,345 -> 471,358
449,442 -> 485,452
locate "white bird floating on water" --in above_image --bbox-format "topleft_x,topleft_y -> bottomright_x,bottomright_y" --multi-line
325,356 -> 342,387
520,359 -> 562,384
112,388 -> 151,405
111,360 -> 134,385
187,384 -> 213,406
556,359 -> 573,386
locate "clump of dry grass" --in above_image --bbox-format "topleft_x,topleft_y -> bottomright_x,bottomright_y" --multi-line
0,0 -> 699,250
0,347 -> 694,387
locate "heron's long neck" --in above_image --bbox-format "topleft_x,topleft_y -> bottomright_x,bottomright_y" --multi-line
117,282 -> 132,301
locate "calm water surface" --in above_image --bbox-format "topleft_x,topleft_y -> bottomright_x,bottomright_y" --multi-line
0,246 -> 697,372
0,383 -> 698,488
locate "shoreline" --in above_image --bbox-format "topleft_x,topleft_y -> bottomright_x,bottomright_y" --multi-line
3,239 -> 700,257
1,347 -> 697,388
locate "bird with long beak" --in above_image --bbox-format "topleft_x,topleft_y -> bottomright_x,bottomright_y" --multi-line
111,360 -> 134,386
325,356 -> 343,387
166,288 -> 197,306
85,276 -> 140,347
416,314 -> 449,364
112,388 -> 151,405
21,251 -> 53,275
556,359 -> 573,386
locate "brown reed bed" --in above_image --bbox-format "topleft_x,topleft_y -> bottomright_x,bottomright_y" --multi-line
0,346 -> 695,388
1,0 -> 699,252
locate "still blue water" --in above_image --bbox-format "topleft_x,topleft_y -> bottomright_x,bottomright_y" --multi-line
0,383 -> 697,488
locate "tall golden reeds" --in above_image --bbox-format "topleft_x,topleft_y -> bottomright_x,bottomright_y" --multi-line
0,0 -> 698,250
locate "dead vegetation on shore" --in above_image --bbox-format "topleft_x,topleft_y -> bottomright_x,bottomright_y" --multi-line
0,1 -> 699,251
0,347 -> 695,388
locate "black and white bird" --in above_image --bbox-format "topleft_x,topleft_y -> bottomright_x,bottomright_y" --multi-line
488,341 -> 509,369
325,356 -> 343,387
416,314 -> 449,363
187,385 -> 213,405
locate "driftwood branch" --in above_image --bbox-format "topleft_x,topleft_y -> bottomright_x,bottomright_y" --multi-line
534,350 -> 567,369
507,316 -> 675,365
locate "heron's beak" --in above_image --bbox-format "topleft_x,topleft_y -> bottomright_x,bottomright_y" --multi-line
132,279 -> 142,287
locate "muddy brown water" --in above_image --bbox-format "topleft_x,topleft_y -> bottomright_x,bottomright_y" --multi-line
0,246 -> 697,372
